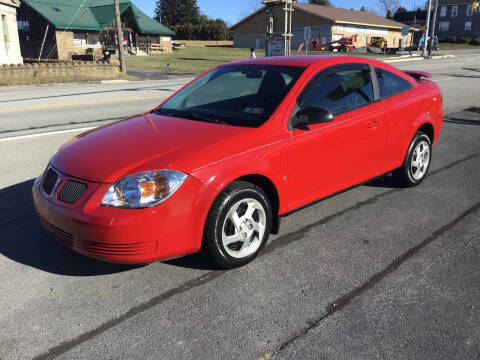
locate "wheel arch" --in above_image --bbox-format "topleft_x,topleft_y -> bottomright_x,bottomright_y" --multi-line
417,122 -> 434,144
232,174 -> 281,235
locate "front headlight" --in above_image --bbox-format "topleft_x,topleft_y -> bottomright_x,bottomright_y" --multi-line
101,170 -> 187,208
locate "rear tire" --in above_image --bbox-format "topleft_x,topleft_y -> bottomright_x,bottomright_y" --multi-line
204,181 -> 272,269
394,131 -> 432,187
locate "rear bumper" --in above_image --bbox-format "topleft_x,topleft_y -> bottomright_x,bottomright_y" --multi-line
33,173 -> 217,264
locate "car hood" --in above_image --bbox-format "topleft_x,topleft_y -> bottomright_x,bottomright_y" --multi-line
51,113 -> 253,183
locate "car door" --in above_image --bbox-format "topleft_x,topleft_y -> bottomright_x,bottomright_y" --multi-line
285,63 -> 389,211
373,67 -> 417,173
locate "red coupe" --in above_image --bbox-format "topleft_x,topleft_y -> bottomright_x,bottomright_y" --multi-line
33,56 -> 443,268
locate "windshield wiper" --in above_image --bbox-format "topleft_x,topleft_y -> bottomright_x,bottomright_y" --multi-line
189,112 -> 230,126
155,109 -> 230,125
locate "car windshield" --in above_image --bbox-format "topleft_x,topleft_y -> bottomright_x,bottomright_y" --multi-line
157,64 -> 305,127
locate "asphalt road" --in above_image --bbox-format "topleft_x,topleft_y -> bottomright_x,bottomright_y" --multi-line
1,54 -> 479,360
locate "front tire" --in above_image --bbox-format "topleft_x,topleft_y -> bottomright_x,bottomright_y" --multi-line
394,131 -> 432,187
204,181 -> 272,269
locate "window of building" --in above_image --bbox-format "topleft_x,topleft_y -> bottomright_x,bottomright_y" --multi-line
438,22 -> 450,31
465,21 -> 472,31
301,68 -> 374,115
440,6 -> 447,16
451,6 -> 458,16
467,4 -> 473,16
376,68 -> 412,99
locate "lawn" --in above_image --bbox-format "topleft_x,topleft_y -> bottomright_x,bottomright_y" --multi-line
125,47 -> 253,74
125,46 -> 397,75
438,42 -> 480,50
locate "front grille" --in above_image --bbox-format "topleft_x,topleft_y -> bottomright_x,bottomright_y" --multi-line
38,215 -> 73,247
85,241 -> 157,256
42,168 -> 58,195
57,180 -> 88,203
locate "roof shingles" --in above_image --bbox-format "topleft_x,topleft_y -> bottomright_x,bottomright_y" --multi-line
294,3 -> 406,29
21,0 -> 174,35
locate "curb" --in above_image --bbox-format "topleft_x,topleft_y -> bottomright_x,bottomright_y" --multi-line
385,54 -> 457,63
101,79 -> 130,84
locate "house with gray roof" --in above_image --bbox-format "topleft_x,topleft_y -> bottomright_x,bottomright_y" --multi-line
231,3 -> 412,51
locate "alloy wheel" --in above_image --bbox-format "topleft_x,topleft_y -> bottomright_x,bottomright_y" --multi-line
221,198 -> 266,259
410,140 -> 431,181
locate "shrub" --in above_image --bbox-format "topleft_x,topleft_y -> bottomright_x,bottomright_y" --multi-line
471,38 -> 480,46
445,35 -> 457,43
459,36 -> 471,44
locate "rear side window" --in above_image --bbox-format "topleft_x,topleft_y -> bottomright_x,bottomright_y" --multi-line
301,68 -> 374,115
376,68 -> 412,98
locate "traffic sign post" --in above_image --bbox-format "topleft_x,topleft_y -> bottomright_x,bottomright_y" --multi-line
263,0 -> 295,56
304,26 -> 311,54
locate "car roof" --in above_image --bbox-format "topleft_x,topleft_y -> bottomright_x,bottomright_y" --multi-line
225,55 -> 383,68
222,55 -> 414,85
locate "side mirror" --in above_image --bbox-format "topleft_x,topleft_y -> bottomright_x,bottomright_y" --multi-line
291,106 -> 334,129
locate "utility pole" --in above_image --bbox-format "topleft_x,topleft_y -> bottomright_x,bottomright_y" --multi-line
422,0 -> 432,57
114,0 -> 126,74
428,0 -> 439,57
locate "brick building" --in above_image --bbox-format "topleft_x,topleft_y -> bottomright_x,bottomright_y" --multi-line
17,0 -> 175,61
231,3 -> 412,51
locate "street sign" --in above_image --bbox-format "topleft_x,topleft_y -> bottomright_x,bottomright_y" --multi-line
401,25 -> 409,36
304,26 -> 311,41
267,35 -> 285,56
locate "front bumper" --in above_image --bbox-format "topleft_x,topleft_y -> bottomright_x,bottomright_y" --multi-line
32,169 -> 217,264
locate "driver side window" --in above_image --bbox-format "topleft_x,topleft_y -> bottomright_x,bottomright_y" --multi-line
300,67 -> 374,116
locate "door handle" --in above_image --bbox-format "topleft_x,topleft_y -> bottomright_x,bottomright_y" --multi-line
367,119 -> 380,129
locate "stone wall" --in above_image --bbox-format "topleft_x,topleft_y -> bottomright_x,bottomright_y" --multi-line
0,59 -> 120,86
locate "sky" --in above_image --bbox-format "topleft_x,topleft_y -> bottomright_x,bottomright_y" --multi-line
133,0 -> 423,26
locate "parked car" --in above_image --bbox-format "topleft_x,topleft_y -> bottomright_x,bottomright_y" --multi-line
172,41 -> 186,50
33,56 -> 443,269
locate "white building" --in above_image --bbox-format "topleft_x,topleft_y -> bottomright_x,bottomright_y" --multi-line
0,0 -> 22,65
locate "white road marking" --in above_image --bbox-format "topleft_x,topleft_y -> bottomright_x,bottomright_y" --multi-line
432,77 -> 454,82
0,126 -> 95,142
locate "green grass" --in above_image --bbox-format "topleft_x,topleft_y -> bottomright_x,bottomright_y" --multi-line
125,47 -> 397,75
438,42 -> 480,50
125,47 -> 253,74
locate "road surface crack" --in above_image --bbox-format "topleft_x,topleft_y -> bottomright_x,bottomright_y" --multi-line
264,201 -> 480,358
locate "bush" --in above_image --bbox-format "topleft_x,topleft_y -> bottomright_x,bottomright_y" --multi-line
459,36 -> 471,44
445,35 -> 457,43
471,38 -> 480,46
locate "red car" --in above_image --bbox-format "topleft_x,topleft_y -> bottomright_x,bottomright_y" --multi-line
33,56 -> 443,269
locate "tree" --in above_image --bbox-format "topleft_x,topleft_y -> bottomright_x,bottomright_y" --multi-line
155,0 -> 227,41
155,0 -> 200,27
360,6 -> 366,11
386,9 -> 392,18
308,0 -> 332,5
378,0 -> 400,17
